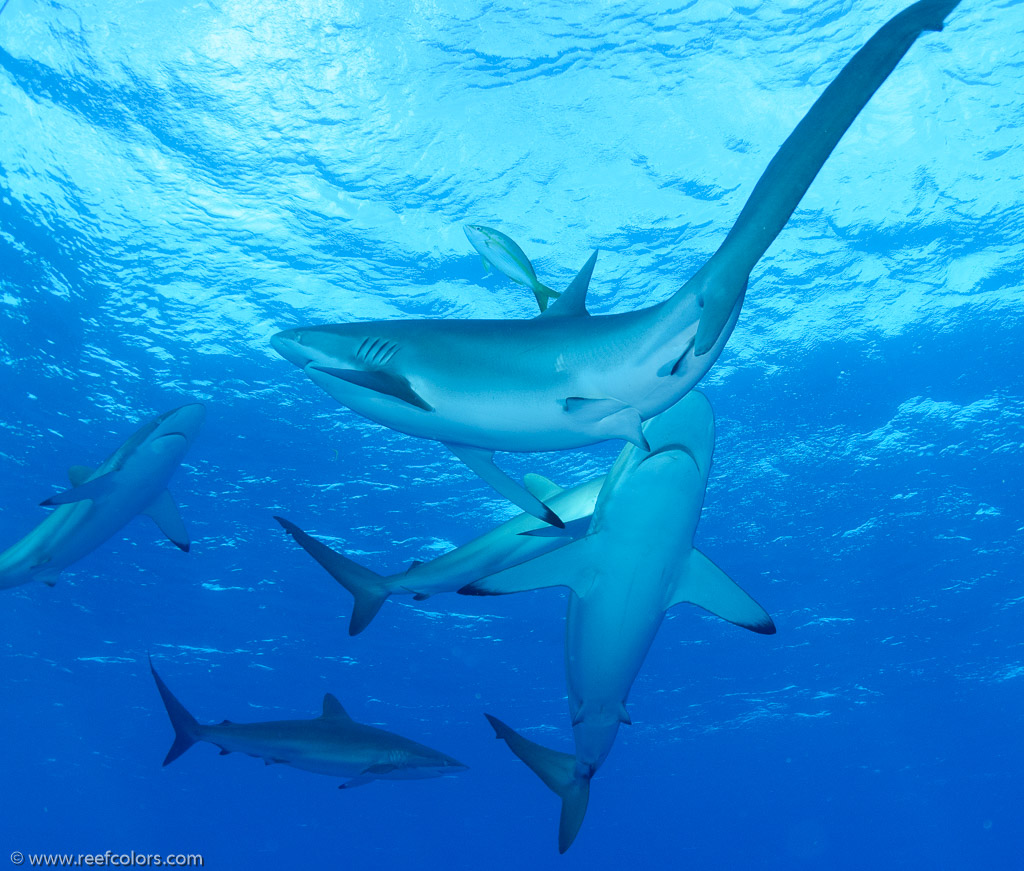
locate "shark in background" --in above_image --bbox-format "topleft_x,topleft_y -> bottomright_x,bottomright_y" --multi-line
464,224 -> 560,312
271,0 -> 962,527
460,391 -> 775,852
0,404 -> 204,590
150,658 -> 467,789
275,472 -> 603,635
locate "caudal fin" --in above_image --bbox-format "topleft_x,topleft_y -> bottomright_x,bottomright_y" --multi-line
149,656 -> 201,766
532,281 -> 561,313
485,714 -> 591,853
275,516 -> 389,635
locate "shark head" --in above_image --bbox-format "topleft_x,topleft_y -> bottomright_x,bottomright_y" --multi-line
271,327 -> 348,371
271,327 -> 434,417
409,749 -> 469,778
151,404 -> 206,444
603,391 -> 715,490
127,403 -> 206,468
372,740 -> 468,780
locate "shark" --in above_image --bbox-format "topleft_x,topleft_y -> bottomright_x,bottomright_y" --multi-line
275,471 -> 602,635
150,658 -> 467,788
460,390 -> 775,852
464,224 -> 560,312
271,0 -> 961,527
0,404 -> 204,590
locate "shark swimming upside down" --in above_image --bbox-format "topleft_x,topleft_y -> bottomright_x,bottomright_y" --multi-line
461,390 -> 775,852
272,0 -> 962,526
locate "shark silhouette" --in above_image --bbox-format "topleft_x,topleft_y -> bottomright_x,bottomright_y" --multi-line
150,657 -> 467,788
272,0 -> 961,526
461,390 -> 774,852
0,404 -> 204,590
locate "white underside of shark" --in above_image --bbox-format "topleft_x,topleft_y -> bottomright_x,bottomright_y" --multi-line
461,390 -> 775,852
0,404 -> 205,590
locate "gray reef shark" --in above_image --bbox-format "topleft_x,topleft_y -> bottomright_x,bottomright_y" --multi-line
460,391 -> 775,852
275,471 -> 602,635
0,404 -> 204,590
150,658 -> 467,788
464,224 -> 560,312
272,0 -> 961,527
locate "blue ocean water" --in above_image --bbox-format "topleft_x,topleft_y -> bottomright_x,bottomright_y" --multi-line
1,0 -> 1022,867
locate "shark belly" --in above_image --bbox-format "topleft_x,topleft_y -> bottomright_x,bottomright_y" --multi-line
565,573 -> 668,771
200,723 -> 371,778
281,305 -> 704,454
565,449 -> 707,769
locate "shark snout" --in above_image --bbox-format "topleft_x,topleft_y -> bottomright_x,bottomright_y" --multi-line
270,329 -> 310,368
156,403 -> 206,441
442,755 -> 468,771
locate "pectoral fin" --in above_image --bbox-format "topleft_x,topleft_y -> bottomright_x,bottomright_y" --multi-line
41,471 -> 120,506
311,366 -> 433,412
363,763 -> 400,775
339,765 -> 395,790
667,549 -> 775,634
444,443 -> 564,528
144,490 -> 190,552
459,536 -> 598,597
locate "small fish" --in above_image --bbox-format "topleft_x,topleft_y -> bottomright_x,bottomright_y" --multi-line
150,658 -> 467,789
464,224 -> 560,312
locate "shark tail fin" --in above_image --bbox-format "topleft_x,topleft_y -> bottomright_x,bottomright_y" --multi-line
149,657 -> 201,767
691,0 -> 962,356
274,516 -> 390,635
485,714 -> 591,853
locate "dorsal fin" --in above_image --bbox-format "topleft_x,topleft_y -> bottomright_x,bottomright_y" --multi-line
539,251 -> 598,319
68,465 -> 94,486
322,694 -> 352,720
